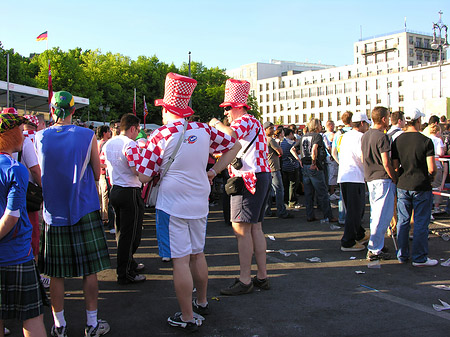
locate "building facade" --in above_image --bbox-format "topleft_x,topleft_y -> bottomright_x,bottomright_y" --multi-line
228,30 -> 449,125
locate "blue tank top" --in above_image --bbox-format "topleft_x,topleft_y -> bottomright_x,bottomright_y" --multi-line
35,125 -> 100,226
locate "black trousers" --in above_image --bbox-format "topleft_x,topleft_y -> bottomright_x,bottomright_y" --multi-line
340,182 -> 366,247
110,185 -> 144,281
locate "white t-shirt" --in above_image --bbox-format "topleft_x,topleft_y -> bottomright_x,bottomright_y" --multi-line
13,137 -> 39,184
337,129 -> 365,183
429,134 -> 444,169
137,119 -> 235,219
103,135 -> 141,188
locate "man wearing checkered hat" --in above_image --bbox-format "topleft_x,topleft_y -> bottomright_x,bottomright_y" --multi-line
209,79 -> 272,296
102,113 -> 146,285
137,73 -> 240,332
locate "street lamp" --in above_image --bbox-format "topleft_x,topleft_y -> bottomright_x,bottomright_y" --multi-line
431,10 -> 449,98
99,104 -> 110,124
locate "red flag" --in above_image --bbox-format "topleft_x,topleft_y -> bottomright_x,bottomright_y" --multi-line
48,61 -> 53,113
133,88 -> 136,115
36,31 -> 48,41
143,97 -> 148,129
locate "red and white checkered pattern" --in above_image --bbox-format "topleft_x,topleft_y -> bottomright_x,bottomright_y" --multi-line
155,73 -> 197,117
137,121 -> 235,177
229,114 -> 270,194
125,143 -> 141,167
220,79 -> 251,109
23,129 -> 36,142
23,115 -> 39,127
1,107 -> 18,115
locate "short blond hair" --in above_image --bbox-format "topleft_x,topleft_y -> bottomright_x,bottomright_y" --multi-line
307,118 -> 321,132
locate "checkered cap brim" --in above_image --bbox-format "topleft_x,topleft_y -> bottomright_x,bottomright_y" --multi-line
0,113 -> 31,133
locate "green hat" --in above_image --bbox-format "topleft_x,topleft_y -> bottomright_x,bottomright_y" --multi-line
0,113 -> 31,133
136,129 -> 147,141
51,91 -> 75,119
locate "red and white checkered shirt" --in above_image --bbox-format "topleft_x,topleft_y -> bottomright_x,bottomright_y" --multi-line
23,130 -> 36,143
137,120 -> 235,218
229,114 -> 270,194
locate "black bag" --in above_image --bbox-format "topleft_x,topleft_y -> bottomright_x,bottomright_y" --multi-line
230,157 -> 243,170
225,177 -> 244,196
26,182 -> 43,212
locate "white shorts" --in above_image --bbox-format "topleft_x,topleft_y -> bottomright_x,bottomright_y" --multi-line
327,161 -> 338,186
155,209 -> 207,258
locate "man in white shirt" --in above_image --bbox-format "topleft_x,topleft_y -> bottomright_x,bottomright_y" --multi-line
103,113 -> 146,285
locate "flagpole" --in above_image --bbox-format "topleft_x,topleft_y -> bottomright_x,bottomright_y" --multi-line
133,88 -> 136,115
6,53 -> 9,108
188,51 -> 192,108
143,95 -> 146,129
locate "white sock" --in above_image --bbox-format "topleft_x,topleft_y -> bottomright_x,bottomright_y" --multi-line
53,310 -> 66,328
86,309 -> 98,327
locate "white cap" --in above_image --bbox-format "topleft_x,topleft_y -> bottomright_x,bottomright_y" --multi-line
404,108 -> 425,121
352,111 -> 372,125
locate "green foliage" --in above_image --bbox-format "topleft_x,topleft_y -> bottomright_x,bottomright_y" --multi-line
1,45 -> 260,124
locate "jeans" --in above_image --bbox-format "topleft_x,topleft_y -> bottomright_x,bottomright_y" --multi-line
340,183 -> 366,248
302,165 -> 333,219
367,179 -> 395,254
267,170 -> 288,217
282,169 -> 299,206
397,189 -> 433,263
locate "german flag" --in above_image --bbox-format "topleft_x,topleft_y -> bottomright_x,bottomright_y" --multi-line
36,31 -> 48,41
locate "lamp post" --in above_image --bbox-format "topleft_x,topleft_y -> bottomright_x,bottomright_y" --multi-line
431,10 -> 449,98
99,104 -> 110,124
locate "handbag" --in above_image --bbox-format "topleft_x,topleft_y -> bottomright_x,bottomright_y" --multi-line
231,128 -> 260,170
225,176 -> 245,196
145,121 -> 188,207
26,182 -> 43,212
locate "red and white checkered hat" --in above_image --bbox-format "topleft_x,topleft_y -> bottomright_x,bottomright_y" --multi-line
219,79 -> 251,110
23,115 -> 39,127
155,73 -> 197,117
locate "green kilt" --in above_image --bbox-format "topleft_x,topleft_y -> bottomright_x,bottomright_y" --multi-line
39,210 -> 111,277
0,260 -> 49,320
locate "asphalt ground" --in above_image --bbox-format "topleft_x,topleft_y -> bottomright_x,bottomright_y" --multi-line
5,196 -> 450,336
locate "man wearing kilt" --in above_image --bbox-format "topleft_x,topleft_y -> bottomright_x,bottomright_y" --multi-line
0,113 -> 47,337
35,91 -> 111,337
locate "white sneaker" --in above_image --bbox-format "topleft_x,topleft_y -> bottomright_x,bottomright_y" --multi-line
4,327 -> 10,336
161,257 -> 171,262
109,228 -> 116,234
412,258 -> 438,267
329,193 -> 339,201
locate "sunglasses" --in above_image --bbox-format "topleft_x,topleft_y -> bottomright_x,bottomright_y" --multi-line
224,106 -> 233,111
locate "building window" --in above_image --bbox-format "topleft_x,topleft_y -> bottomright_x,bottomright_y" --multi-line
259,107 -> 263,114
319,100 -> 323,108
273,82 -> 276,90
399,94 -> 404,102
376,94 -> 381,104
387,82 -> 392,88
337,111 -> 341,121
266,94 -> 270,102
288,115 -> 291,124
273,93 -> 277,101
409,36 -> 414,45
366,95 -> 371,105
337,98 -> 342,106
311,101 -> 315,108
356,96 -> 361,105
328,112 -> 332,121
280,116 -> 284,124
273,105 -> 277,112
259,84 -> 263,92
303,114 -> 307,123
266,83 -> 269,90
398,80 -> 403,87
295,115 -> 299,123
259,95 -> 263,103
409,48 -> 414,57
346,97 -> 351,105
376,79 -> 381,89
280,81 -> 285,89
319,112 -> 324,121
328,99 -> 332,107
297,79 -> 300,86
280,104 -> 284,111
303,101 -> 307,109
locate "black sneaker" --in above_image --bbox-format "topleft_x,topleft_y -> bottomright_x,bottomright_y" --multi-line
220,278 -> 254,295
167,312 -> 199,332
51,325 -> 68,337
367,251 -> 392,261
192,299 -> 210,316
252,276 -> 270,290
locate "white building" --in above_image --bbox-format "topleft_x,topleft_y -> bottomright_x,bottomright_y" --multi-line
230,30 -> 449,126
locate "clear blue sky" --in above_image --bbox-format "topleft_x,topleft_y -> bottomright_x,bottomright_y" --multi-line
2,0 -> 449,70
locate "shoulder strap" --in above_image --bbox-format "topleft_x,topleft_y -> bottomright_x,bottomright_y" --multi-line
159,120 -> 188,180
238,127 -> 260,158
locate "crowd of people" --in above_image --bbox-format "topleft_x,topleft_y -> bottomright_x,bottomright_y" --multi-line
0,71 -> 448,335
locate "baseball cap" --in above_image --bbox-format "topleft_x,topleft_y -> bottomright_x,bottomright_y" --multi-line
263,121 -> 274,129
51,91 -> 75,119
352,111 -> 372,125
404,108 -> 425,122
0,113 -> 32,133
